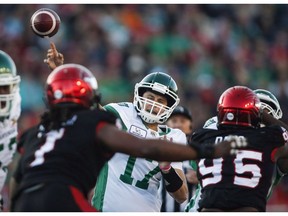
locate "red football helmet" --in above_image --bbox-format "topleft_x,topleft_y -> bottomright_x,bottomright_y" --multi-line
46,64 -> 100,108
217,86 -> 261,128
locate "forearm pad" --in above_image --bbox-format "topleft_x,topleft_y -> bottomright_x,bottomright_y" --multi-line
189,142 -> 215,159
161,167 -> 183,193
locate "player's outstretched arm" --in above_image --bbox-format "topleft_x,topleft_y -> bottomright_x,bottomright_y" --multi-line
97,124 -> 247,161
276,157 -> 288,174
262,111 -> 288,174
261,111 -> 288,130
271,144 -> 288,174
189,135 -> 247,159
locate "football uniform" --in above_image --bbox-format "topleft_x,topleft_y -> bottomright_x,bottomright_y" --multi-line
11,109 -> 116,211
193,125 -> 288,211
92,102 -> 186,212
185,116 -> 217,212
185,115 -> 287,212
0,91 -> 20,196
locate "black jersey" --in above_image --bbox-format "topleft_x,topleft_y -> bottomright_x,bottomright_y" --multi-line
191,125 -> 288,211
14,109 -> 116,197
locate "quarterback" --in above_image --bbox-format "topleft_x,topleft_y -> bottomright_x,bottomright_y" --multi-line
92,72 -> 189,211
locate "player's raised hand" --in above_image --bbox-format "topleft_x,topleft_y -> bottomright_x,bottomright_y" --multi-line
44,42 -> 64,70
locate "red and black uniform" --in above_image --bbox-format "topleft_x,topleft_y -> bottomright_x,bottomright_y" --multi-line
192,125 -> 288,212
11,109 -> 116,212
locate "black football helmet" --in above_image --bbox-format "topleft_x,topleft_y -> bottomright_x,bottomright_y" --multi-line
217,86 -> 261,128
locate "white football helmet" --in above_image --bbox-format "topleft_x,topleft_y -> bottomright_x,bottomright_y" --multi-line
253,89 -> 282,119
133,72 -> 180,124
0,50 -> 20,118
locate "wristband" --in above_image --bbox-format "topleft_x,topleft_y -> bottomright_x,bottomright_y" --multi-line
161,167 -> 183,193
189,142 -> 215,159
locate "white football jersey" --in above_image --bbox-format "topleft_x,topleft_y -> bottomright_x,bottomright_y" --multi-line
92,102 -> 186,212
0,91 -> 21,191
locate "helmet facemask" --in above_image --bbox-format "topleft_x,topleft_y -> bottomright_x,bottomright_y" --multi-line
253,89 -> 282,120
134,81 -> 179,124
218,108 -> 260,128
0,71 -> 20,118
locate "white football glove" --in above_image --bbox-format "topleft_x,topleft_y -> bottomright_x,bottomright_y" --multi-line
226,135 -> 247,155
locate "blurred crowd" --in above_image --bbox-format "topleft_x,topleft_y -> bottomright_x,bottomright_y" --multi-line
0,4 -> 288,211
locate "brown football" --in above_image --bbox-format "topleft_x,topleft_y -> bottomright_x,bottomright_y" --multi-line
30,8 -> 61,38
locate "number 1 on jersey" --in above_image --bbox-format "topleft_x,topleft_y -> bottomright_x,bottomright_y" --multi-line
30,129 -> 65,167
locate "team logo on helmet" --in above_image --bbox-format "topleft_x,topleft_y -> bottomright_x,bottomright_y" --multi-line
54,89 -> 63,99
227,112 -> 234,121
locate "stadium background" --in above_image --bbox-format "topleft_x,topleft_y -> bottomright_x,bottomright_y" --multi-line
1,4 -> 288,211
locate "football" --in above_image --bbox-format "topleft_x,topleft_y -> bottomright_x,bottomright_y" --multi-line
30,8 -> 61,38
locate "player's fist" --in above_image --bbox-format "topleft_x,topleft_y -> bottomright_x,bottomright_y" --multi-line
214,135 -> 247,158
226,135 -> 247,155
